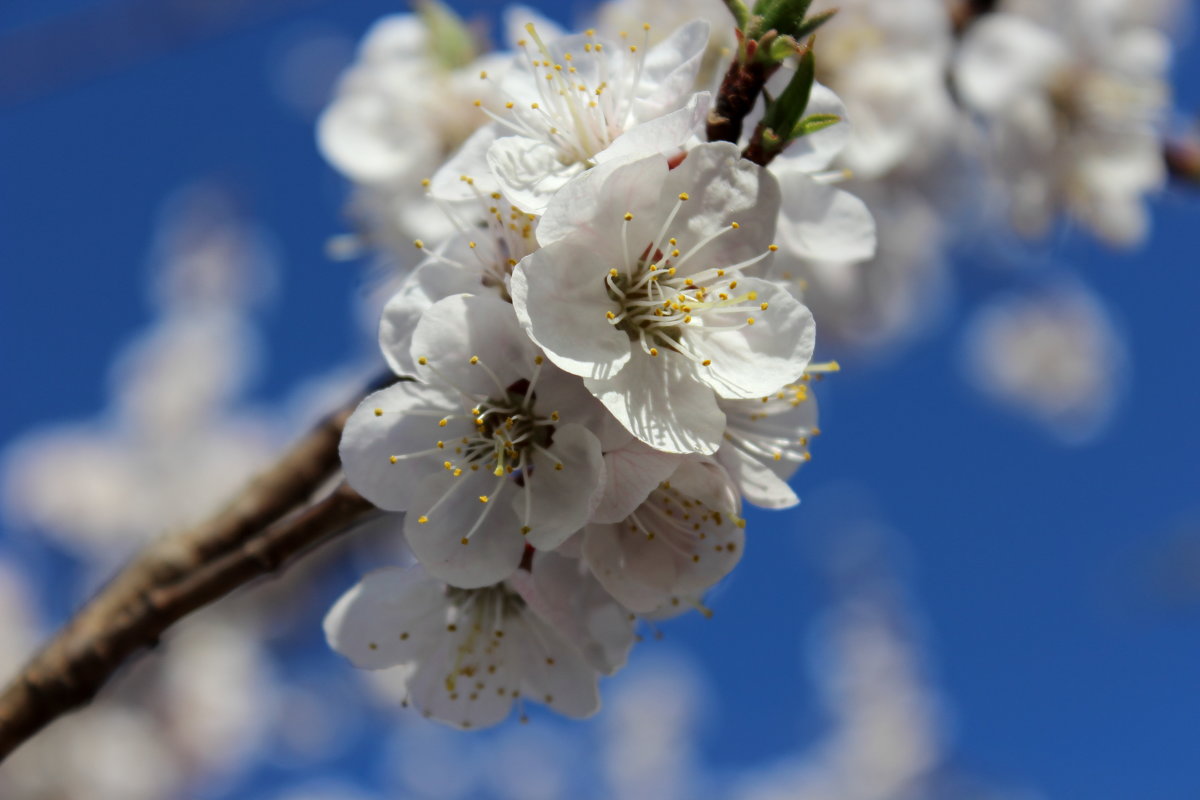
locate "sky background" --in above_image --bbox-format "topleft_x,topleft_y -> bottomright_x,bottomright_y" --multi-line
1,1 -> 1198,798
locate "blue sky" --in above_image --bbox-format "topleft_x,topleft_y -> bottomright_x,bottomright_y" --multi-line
1,1 -> 1198,797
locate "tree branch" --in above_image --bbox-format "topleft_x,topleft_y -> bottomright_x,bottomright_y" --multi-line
0,374 -> 393,762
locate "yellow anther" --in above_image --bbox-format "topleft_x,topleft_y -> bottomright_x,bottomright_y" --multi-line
760,302 -> 769,310
460,537 -> 469,545
468,241 -> 477,249
678,192 -> 689,201
374,408 -> 383,417
531,102 -> 539,109
730,221 -> 740,229
609,268 -> 619,276
505,101 -> 514,109
606,311 -> 616,319
554,463 -> 564,471
414,239 -> 425,249
768,244 -> 778,251
437,441 -> 444,448
747,317 -> 756,325
389,456 -> 398,464
444,461 -> 452,469
479,495 -> 489,503
418,515 -> 429,524
521,525 -> 531,535
623,212 -> 633,221
473,99 -> 482,107
729,280 -> 738,289
702,359 -> 712,366
534,355 -> 544,365
649,347 -> 659,356
453,468 -> 463,476
438,418 -> 449,427
550,411 -> 560,421
420,178 -> 431,187
469,355 -> 480,364
479,70 -> 488,79
494,466 -> 504,476
643,22 -> 651,30
669,237 -> 677,245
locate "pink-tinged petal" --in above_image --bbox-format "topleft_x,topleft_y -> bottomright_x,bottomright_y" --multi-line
691,279 -> 816,399
323,567 -> 448,669
585,349 -> 725,455
511,242 -> 632,378
410,293 -> 538,396
403,470 -> 526,588
774,171 -> 877,263
339,383 -> 467,512
593,440 -> 682,524
519,424 -> 606,551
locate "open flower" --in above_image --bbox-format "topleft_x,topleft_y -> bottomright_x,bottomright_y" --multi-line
582,457 -> 744,614
716,372 -> 823,510
512,141 -> 815,455
431,21 -> 711,213
340,294 -> 605,587
325,555 -> 634,729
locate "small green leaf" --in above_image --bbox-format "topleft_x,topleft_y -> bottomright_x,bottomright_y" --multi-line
759,0 -> 815,36
792,8 -> 838,41
416,0 -> 477,70
722,0 -> 754,31
760,46 -> 815,140
792,113 -> 842,138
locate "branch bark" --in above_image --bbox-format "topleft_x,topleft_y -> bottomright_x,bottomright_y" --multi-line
0,374 -> 392,762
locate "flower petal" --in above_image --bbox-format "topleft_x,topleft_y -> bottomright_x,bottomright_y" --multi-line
519,423 -> 606,551
323,566 -> 448,669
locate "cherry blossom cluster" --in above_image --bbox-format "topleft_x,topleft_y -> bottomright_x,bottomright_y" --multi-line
323,13 -> 868,729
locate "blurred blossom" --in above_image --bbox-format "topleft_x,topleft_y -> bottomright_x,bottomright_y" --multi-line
0,559 -> 43,684
268,25 -> 358,120
601,653 -> 708,800
955,0 -> 1174,245
962,281 -> 1127,443
2,184 -> 277,568
0,705 -> 183,800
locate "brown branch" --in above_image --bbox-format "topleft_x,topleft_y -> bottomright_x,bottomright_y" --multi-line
950,0 -> 998,35
707,46 -> 778,145
0,373 -> 394,762
0,482 -> 375,762
1166,138 -> 1200,185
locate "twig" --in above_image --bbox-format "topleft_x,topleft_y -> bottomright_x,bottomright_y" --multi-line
0,482 -> 374,761
0,373 -> 394,762
707,44 -> 778,145
950,0 -> 998,35
1166,138 -> 1200,185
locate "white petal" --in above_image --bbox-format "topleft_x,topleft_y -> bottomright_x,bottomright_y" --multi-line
410,293 -> 538,396
339,383 -> 465,512
774,170 -> 876,263
488,135 -> 585,215
583,521 -> 676,613
429,125 -> 500,201
955,14 -> 1069,114
585,350 -> 726,455
511,242 -> 632,378
379,256 -> 485,376
716,446 -> 799,509
662,141 -> 781,275
593,440 -> 682,524
405,638 -> 517,729
511,551 -> 635,675
631,20 -> 710,119
403,470 -> 526,588
323,566 -> 448,669
535,153 -> 668,249
520,424 -> 606,551
691,279 -> 816,399
513,613 -> 601,718
596,92 -> 710,164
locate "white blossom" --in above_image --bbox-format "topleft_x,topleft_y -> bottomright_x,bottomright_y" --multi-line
582,457 -> 744,614
341,293 -> 606,587
324,555 -> 634,729
513,142 -> 815,454
955,0 -> 1171,244
431,21 -> 711,214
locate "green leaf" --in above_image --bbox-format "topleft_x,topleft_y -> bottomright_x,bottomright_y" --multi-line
415,0 -> 477,70
758,0 -> 815,36
792,8 -> 838,40
760,46 -> 816,141
722,0 -> 754,31
792,113 -> 842,138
